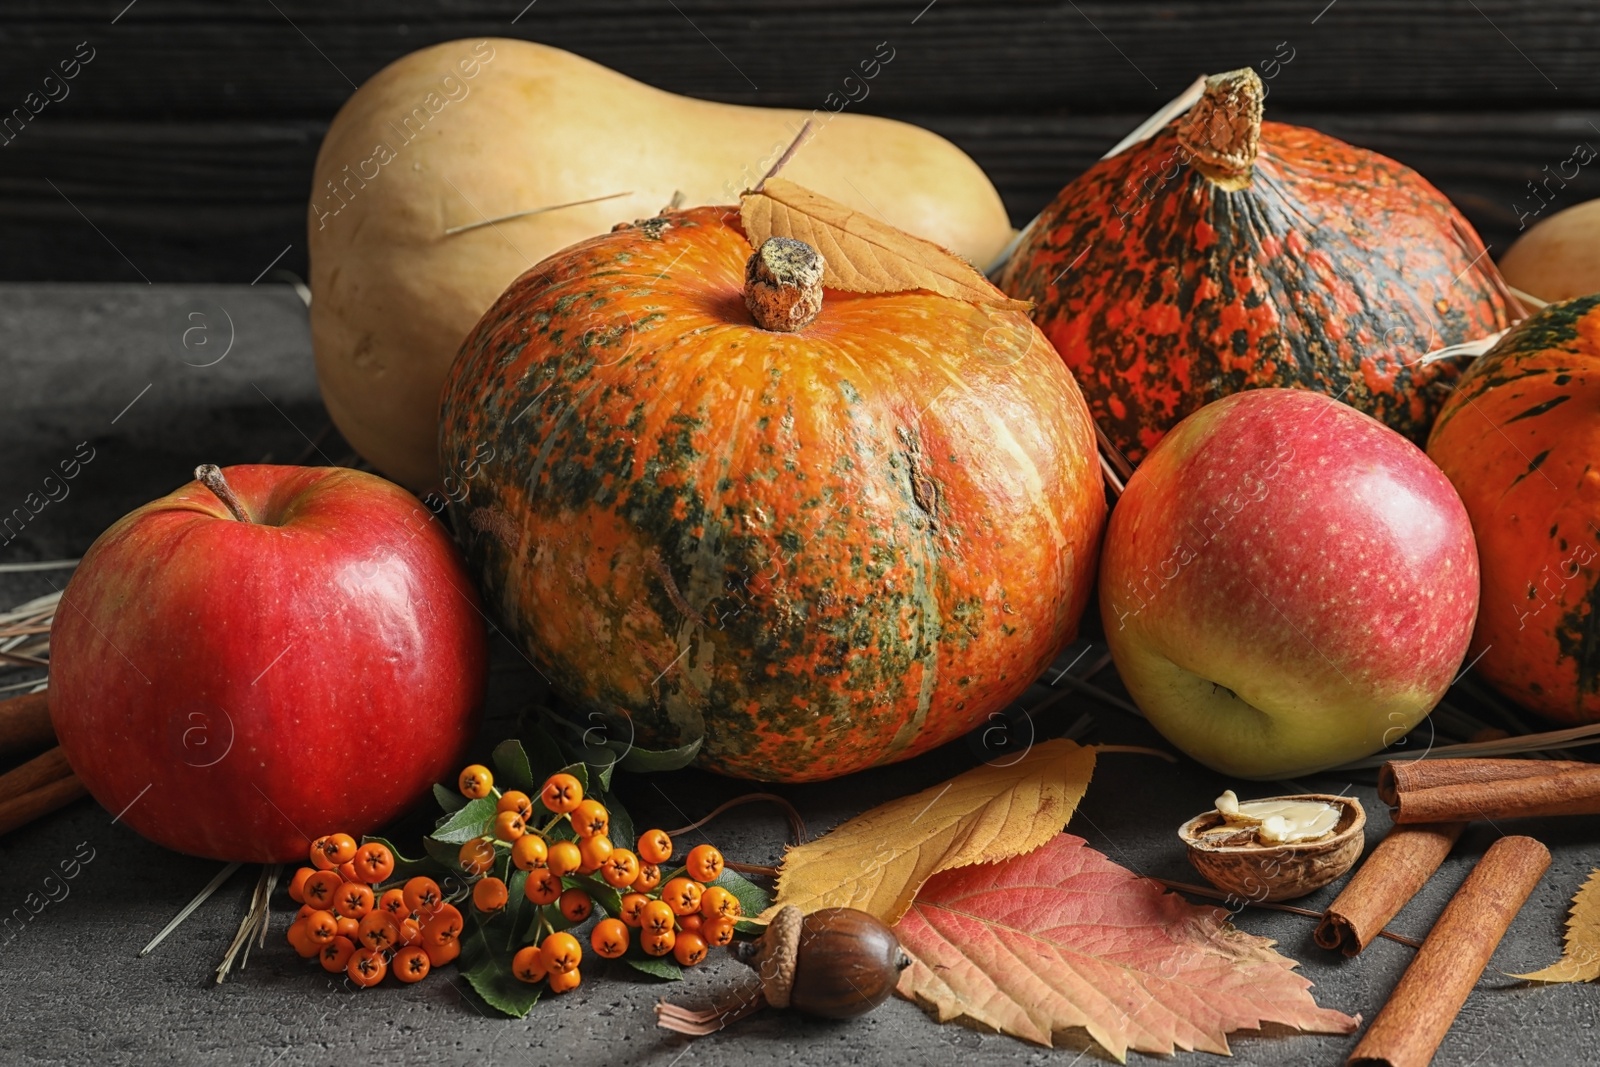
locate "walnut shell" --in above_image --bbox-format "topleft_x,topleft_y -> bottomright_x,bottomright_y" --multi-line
1178,794 -> 1365,902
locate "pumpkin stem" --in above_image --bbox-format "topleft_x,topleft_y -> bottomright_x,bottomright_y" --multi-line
194,464 -> 252,523
1176,68 -> 1264,189
745,237 -> 825,332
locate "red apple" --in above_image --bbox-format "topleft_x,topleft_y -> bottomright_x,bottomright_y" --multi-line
49,464 -> 487,862
1100,390 -> 1479,779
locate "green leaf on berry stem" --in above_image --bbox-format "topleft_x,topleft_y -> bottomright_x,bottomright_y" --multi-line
540,708 -> 622,786
421,835 -> 465,874
599,789 -> 635,862
491,739 -> 537,794
433,782 -> 469,814
541,709 -> 705,781
521,903 -> 548,946
711,868 -> 773,917
590,752 -> 616,793
459,869 -> 541,1017
460,957 -> 542,1017
430,796 -> 498,845
625,955 -> 683,981
617,737 -> 702,774
521,714 -> 571,782
566,874 -> 624,920
659,865 -> 772,918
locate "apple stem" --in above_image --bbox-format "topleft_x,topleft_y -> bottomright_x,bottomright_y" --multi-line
194,464 -> 251,523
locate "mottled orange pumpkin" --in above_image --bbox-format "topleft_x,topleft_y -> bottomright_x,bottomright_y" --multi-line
999,67 -> 1515,465
1427,293 -> 1600,723
439,206 -> 1106,781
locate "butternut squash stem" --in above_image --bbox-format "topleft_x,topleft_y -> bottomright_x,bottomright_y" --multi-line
1153,877 -> 1422,949
665,792 -> 809,846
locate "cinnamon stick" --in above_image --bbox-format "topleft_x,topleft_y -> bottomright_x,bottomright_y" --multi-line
1347,835 -> 1550,1067
0,689 -> 54,759
0,774 -> 87,837
1314,822 -> 1464,956
0,745 -> 72,806
1391,766 -> 1600,824
1378,757 -> 1592,805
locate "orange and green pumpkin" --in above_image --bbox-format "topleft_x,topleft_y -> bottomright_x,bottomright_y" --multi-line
439,206 -> 1107,781
1427,293 -> 1600,724
998,67 -> 1516,465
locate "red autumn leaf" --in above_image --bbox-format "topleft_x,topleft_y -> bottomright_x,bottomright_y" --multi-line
894,833 -> 1359,1060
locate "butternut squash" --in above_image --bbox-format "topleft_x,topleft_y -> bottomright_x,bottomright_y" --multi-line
1500,198 -> 1600,304
308,38 -> 1014,490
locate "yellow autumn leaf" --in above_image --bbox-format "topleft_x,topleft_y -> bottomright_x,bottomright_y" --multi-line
740,177 -> 1032,312
1512,868 -> 1600,983
765,739 -> 1096,924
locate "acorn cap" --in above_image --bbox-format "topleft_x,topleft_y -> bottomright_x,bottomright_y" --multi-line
746,904 -> 802,1009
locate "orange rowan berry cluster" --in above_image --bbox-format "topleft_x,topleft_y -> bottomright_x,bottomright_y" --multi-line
285,760 -> 745,999
285,835 -> 460,989
451,762 -> 739,994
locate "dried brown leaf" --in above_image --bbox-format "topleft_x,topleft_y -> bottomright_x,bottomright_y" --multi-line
740,177 -> 1032,311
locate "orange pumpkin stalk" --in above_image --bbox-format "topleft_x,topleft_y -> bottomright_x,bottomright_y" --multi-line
999,67 -> 1515,465
439,206 -> 1106,782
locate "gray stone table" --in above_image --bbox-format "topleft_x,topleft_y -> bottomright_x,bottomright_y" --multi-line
0,285 -> 1594,1066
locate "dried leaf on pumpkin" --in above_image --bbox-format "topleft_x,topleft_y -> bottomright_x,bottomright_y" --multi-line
1511,868 -> 1600,983
895,833 -> 1360,1061
766,739 -> 1095,924
740,177 -> 1032,311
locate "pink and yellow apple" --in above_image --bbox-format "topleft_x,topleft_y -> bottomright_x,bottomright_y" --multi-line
1100,389 -> 1479,779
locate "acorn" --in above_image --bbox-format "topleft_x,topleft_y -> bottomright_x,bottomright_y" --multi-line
732,905 -> 910,1018
656,905 -> 911,1034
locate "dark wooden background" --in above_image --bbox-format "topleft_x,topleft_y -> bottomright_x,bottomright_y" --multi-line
1,0 -> 1597,282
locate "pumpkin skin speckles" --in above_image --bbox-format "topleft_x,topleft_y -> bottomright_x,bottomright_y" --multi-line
999,68 -> 1514,465
440,207 -> 1106,781
1427,294 -> 1600,725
